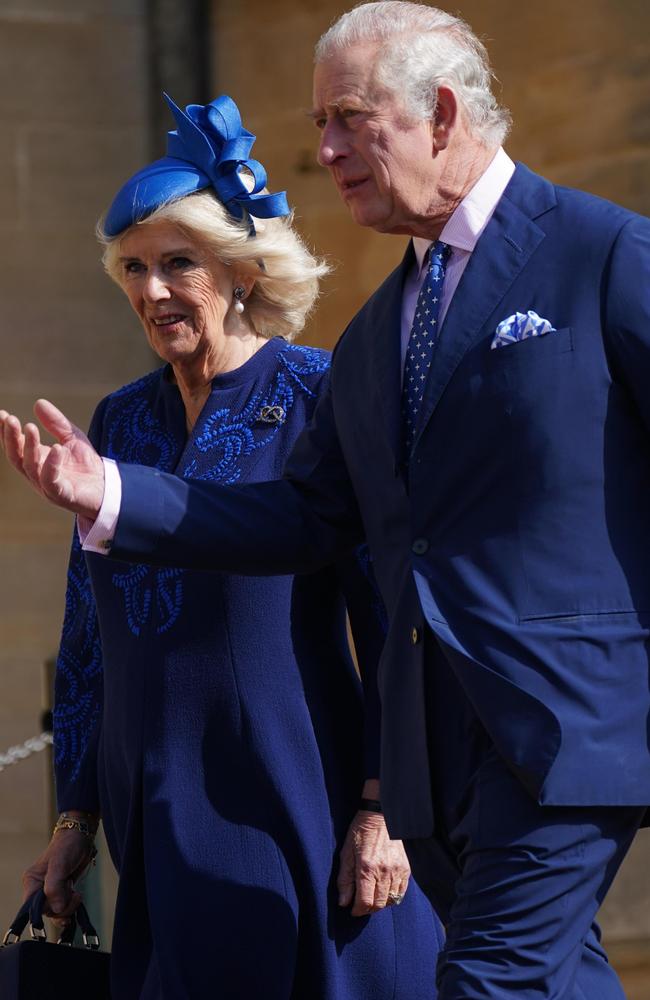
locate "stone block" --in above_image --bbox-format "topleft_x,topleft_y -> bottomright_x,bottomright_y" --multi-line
0,832 -> 50,934
0,476 -> 73,548
0,124 -> 21,228
547,151 -> 650,216
606,940 -> 650,1000
0,228 -> 154,387
0,614 -> 63,664
0,16 -> 148,128
507,51 -> 650,175
0,2 -> 145,20
22,125 -> 149,233
212,1 -> 331,118
600,829 -> 650,941
0,727 -> 52,836
0,541 -> 70,627
300,207 -> 407,349
0,656 -> 48,721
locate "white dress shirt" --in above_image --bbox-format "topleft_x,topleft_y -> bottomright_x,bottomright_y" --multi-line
83,148 -> 516,555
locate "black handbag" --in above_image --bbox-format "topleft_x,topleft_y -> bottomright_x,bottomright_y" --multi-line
0,889 -> 111,999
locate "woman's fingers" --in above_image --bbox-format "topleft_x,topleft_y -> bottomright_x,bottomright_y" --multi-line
40,443 -> 67,502
0,402 -> 104,514
0,412 -> 53,501
34,398 -> 78,444
22,422 -> 45,486
42,875 -> 80,919
23,831 -> 92,916
1,413 -> 27,475
21,870 -> 45,903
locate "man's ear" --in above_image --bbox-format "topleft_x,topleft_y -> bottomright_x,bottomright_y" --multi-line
432,86 -> 457,152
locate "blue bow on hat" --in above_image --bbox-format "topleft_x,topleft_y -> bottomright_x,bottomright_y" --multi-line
103,93 -> 290,237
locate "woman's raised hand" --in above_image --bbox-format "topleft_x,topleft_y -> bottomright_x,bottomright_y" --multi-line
0,399 -> 105,519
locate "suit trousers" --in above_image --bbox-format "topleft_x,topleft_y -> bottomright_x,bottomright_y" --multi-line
404,629 -> 644,1000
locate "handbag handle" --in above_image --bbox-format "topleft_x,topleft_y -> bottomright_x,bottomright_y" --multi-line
2,889 -> 101,951
2,895 -> 31,946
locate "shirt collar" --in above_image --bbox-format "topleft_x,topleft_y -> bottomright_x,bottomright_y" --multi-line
412,147 -> 516,272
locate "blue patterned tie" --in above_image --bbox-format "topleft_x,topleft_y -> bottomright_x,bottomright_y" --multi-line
401,240 -> 451,454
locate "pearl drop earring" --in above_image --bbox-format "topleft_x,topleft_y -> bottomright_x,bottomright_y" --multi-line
233,286 -> 246,314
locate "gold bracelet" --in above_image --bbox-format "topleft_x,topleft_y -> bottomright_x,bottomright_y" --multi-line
53,813 -> 98,842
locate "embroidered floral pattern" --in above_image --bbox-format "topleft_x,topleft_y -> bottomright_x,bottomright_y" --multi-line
54,536 -> 103,787
111,565 -> 184,636
105,373 -> 178,467
183,344 -> 329,483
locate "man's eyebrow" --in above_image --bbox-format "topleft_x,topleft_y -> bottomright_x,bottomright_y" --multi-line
304,102 -> 345,121
305,106 -> 333,121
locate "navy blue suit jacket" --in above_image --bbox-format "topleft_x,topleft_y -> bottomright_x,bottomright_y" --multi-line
112,163 -> 650,838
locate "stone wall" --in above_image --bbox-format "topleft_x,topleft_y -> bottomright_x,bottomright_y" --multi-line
0,0 -> 649,956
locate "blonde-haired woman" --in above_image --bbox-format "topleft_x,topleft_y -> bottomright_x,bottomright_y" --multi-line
21,94 -> 441,999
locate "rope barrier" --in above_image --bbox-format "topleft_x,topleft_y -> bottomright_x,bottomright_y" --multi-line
0,732 -> 53,773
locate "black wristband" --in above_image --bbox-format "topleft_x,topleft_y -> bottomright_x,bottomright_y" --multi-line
359,797 -> 383,813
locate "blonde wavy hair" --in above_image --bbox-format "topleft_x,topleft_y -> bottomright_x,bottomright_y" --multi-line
97,189 -> 329,342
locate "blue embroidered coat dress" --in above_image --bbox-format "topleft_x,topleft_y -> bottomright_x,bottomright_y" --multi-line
53,337 -> 441,1000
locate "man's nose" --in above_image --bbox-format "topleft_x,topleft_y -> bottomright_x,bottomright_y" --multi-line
317,121 -> 347,167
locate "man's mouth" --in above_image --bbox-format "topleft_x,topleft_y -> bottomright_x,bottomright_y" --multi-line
339,177 -> 368,194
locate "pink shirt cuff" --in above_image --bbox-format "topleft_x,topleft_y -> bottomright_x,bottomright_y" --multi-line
78,458 -> 122,554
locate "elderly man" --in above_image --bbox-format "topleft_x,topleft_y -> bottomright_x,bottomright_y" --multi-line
3,2 -> 650,997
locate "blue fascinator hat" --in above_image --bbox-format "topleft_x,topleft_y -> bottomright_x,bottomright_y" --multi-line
103,93 -> 290,238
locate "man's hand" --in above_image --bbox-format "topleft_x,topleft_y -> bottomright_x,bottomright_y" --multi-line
0,399 -> 105,519
337,810 -> 411,917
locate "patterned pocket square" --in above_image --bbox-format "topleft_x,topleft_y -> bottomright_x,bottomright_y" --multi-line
491,310 -> 557,349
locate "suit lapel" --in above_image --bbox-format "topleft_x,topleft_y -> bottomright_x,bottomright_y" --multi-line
368,244 -> 414,461
412,165 -> 557,452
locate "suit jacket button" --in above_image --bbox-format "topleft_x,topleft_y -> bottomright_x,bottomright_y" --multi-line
412,538 -> 429,555
411,626 -> 422,645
